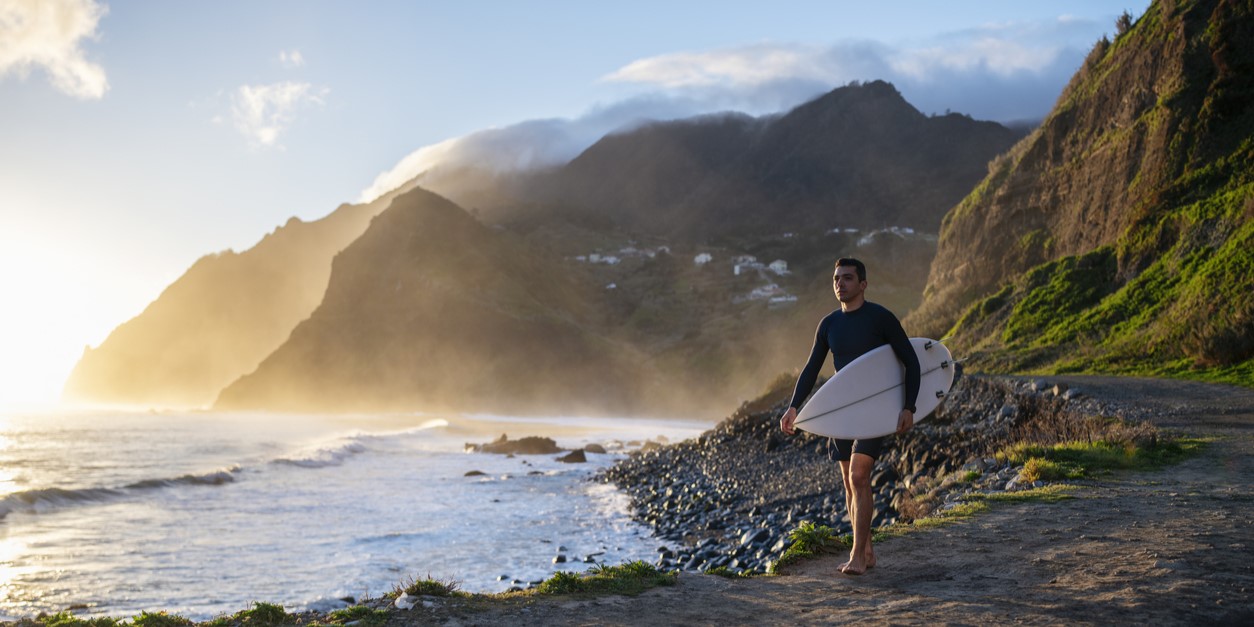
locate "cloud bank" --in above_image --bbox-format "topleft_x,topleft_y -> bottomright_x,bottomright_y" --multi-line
363,15 -> 1115,202
0,0 -> 109,99
230,81 -> 327,149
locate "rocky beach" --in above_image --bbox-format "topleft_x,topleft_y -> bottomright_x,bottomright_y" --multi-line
380,375 -> 1254,625
598,373 -> 1157,576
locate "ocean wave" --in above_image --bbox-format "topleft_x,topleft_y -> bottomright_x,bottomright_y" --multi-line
124,465 -> 242,490
0,465 -> 242,518
272,441 -> 368,468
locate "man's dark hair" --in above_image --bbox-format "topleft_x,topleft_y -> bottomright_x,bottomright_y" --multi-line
835,257 -> 867,282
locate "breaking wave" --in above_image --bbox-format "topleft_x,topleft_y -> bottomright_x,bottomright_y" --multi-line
0,465 -> 242,519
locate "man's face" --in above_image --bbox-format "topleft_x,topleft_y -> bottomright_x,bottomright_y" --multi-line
833,265 -> 866,303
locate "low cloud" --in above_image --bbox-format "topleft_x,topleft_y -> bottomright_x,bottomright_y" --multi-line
0,0 -> 109,99
230,81 -> 327,149
278,49 -> 304,69
362,14 -> 1122,202
359,94 -> 727,203
603,16 -> 1112,123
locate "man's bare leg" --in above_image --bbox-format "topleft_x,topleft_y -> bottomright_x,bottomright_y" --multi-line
841,453 -> 875,575
838,460 -> 855,571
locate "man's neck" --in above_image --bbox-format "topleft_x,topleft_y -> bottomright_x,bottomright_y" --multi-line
840,297 -> 865,312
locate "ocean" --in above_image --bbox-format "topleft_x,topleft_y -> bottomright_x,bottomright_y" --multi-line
0,409 -> 707,620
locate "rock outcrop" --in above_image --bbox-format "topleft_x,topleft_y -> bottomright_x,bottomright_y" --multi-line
909,0 -> 1254,379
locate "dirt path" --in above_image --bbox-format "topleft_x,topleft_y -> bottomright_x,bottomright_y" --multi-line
409,376 -> 1254,625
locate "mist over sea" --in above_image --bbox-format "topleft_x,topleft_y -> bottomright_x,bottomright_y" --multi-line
0,410 -> 706,620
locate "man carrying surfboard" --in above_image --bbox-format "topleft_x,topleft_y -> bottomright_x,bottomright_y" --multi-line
779,257 -> 921,575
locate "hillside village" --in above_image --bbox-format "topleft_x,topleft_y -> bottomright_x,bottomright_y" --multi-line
568,226 -> 934,308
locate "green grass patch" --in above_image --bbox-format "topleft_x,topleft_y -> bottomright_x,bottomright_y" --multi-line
909,501 -> 990,529
703,565 -> 758,579
128,614 -> 192,627
769,521 -> 850,572
325,606 -> 388,627
531,561 -> 676,596
965,484 -> 1080,504
234,603 -> 290,626
997,437 -> 1207,478
1021,457 -> 1087,482
35,613 -> 122,627
961,470 -> 982,483
395,575 -> 463,598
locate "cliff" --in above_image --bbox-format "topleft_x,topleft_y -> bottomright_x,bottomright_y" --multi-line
62,195 -> 395,407
908,0 -> 1254,384
213,187 -> 657,415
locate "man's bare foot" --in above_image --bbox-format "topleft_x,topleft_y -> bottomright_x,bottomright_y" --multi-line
865,549 -> 876,569
840,555 -> 867,575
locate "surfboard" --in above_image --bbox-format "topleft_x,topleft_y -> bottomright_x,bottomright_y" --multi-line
794,337 -> 955,439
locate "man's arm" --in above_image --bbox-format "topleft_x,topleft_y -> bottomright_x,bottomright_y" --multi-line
781,317 -> 829,435
883,309 -> 921,433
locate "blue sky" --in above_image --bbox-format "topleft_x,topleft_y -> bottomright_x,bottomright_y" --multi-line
0,0 -> 1147,407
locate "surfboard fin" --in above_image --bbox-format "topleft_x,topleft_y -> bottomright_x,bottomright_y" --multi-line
935,390 -> 946,399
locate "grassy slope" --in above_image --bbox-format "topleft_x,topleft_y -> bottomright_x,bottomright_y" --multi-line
943,0 -> 1254,387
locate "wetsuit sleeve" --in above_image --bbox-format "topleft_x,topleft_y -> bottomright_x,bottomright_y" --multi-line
884,310 -> 921,412
788,317 -> 830,410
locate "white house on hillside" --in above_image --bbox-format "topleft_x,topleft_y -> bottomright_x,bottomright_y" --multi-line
769,259 -> 789,274
694,253 -> 713,265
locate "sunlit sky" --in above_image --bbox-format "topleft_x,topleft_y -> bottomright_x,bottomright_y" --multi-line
0,0 -> 1146,408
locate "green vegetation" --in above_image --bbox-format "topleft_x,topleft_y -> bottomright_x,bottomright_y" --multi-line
769,521 -> 849,572
997,436 -> 1207,478
128,614 -> 192,627
395,575 -> 463,598
530,561 -> 676,596
702,565 -> 758,579
33,613 -> 121,627
235,603 -> 289,626
324,606 -> 388,627
28,612 -> 192,627
937,0 -> 1254,388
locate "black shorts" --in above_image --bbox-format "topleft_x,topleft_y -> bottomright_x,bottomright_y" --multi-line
833,435 -> 888,461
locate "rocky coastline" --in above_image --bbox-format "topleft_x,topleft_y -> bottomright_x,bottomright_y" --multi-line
597,374 -> 1154,575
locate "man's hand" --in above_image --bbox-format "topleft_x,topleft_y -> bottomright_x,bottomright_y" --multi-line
896,409 -> 915,434
780,406 -> 798,435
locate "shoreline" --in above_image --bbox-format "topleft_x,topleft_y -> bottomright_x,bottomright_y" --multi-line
6,375 -> 1252,625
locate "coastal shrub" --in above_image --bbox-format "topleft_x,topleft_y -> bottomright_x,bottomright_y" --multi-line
1021,457 -> 1085,482
396,575 -> 462,598
770,522 -> 848,572
535,571 -> 584,595
129,613 -> 192,627
961,470 -> 982,483
239,602 -> 289,625
35,613 -> 120,627
533,561 -> 676,596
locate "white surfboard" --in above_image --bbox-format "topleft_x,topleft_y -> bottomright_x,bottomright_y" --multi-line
794,337 -> 955,439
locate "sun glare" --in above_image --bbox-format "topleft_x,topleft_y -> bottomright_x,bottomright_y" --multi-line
0,237 -> 116,410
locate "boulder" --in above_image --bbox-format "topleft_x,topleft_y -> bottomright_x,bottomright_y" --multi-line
557,449 -> 587,463
471,434 -> 563,455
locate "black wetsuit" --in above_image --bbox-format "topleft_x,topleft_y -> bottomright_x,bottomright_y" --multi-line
788,301 -> 921,460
